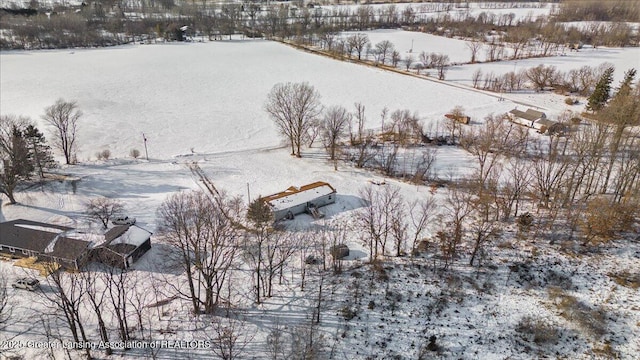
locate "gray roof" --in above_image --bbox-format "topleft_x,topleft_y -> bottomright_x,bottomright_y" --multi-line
536,119 -> 555,127
0,219 -> 71,252
510,108 -> 546,121
0,219 -> 90,261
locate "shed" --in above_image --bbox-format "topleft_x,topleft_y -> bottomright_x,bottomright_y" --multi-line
92,225 -> 152,269
262,182 -> 337,221
444,113 -> 470,125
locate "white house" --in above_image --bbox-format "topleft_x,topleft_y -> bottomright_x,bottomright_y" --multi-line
509,108 -> 546,127
262,182 -> 337,221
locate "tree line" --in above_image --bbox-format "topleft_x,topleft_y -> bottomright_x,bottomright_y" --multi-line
1,1 -> 637,49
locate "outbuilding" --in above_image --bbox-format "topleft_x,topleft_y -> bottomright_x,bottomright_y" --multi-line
92,225 -> 152,269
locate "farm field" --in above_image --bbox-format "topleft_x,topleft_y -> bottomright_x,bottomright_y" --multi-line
1,19 -> 640,360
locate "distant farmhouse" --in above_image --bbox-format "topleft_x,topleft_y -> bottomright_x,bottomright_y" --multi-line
508,108 -> 563,135
509,108 -> 546,127
0,219 -> 151,271
262,182 -> 337,221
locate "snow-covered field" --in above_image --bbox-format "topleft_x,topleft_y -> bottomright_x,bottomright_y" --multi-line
0,39 -> 520,161
1,31 -> 639,360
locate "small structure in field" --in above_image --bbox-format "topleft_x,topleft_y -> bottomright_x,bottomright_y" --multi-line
509,108 -> 546,127
330,244 -> 350,260
444,113 -> 470,125
263,181 -> 337,221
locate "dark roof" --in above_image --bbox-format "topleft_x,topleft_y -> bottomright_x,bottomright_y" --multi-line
0,219 -> 90,261
510,108 -> 546,121
0,219 -> 72,252
536,119 -> 555,127
101,225 -> 151,255
44,236 -> 91,261
105,225 -> 131,243
107,243 -> 138,255
525,109 -> 546,119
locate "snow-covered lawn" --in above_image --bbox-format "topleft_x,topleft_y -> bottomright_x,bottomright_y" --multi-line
1,39 -> 521,161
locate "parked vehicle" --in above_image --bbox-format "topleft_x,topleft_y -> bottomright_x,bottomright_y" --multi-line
112,216 -> 136,225
12,277 -> 40,291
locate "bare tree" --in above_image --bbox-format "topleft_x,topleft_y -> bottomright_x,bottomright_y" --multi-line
431,53 -> 450,80
211,314 -> 251,360
39,268 -> 92,359
466,39 -> 483,63
85,197 -> 124,229
80,267 -> 112,355
320,105 -> 351,169
42,98 -> 81,165
526,64 -> 559,91
158,190 -> 240,314
0,271 -> 12,333
439,185 -> 473,270
374,40 -> 394,65
357,185 -> 404,260
265,82 -> 323,158
404,53 -> 414,71
472,68 -> 483,88
408,196 -> 437,257
346,33 -> 369,60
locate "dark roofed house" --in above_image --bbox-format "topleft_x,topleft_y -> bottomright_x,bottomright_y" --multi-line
0,219 -> 151,271
92,225 -> 152,269
0,219 -> 91,270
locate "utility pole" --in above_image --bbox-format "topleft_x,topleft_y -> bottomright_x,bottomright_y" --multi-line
142,133 -> 149,160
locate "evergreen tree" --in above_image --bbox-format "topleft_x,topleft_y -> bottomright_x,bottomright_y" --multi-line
587,66 -> 615,112
23,125 -> 56,178
612,68 -> 637,99
600,68 -> 640,127
247,197 -> 274,226
0,117 -> 33,204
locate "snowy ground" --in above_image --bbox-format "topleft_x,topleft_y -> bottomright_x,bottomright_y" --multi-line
1,32 -> 639,360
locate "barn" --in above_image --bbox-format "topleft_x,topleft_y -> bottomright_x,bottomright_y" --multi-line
262,182 -> 337,221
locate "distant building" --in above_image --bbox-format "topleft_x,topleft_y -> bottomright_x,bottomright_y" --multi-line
509,108 -> 547,127
262,182 -> 337,221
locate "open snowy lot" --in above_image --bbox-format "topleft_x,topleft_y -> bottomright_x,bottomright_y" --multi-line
1,35 -> 639,360
0,39 -> 519,161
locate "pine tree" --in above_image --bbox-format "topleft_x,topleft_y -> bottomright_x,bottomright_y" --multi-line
23,125 -> 56,178
612,68 -> 636,99
0,120 -> 32,204
586,66 -> 614,112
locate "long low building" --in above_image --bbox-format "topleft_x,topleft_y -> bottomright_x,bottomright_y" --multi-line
262,182 -> 337,221
0,219 -> 151,270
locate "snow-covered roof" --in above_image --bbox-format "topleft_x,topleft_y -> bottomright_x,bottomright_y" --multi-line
263,182 -> 336,212
108,225 -> 152,247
